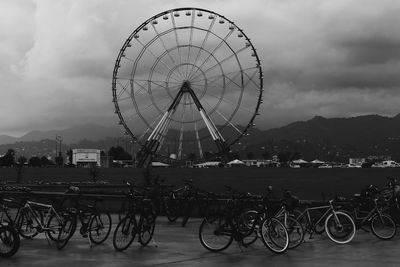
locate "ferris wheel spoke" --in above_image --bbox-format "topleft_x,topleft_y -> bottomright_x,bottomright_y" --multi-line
194,70 -> 242,92
242,69 -> 261,89
184,10 -> 196,79
137,110 -> 167,142
125,57 -> 181,83
170,13 -> 184,72
134,39 -> 178,77
150,23 -> 186,80
203,91 -> 253,114
190,46 -> 249,81
122,56 -> 172,80
188,28 -> 234,80
203,99 -> 244,136
190,99 -> 203,158
187,16 -> 216,80
115,79 -> 131,99
149,80 -> 181,92
127,101 -> 158,123
118,77 -> 182,85
177,94 -> 188,159
191,66 -> 258,84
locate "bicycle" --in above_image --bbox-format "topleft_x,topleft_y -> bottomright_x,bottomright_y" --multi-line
342,187 -> 397,240
56,196 -> 112,249
198,193 -> 289,254
239,188 -> 304,249
2,197 -> 66,243
119,181 -> 178,223
0,197 -> 20,258
113,196 -> 157,251
295,199 -> 355,244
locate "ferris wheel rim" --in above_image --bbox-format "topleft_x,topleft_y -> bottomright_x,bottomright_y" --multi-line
112,7 -> 263,153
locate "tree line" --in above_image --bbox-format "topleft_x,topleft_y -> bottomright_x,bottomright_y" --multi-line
0,146 -> 133,168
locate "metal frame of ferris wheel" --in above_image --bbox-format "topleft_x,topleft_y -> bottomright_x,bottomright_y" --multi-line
111,7 -> 264,168
137,80 -> 229,167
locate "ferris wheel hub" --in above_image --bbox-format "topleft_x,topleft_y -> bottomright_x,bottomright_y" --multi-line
180,80 -> 192,92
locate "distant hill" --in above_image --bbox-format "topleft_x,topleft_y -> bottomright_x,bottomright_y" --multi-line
1,114 -> 400,161
243,114 -> 400,161
0,135 -> 18,145
0,124 -> 124,145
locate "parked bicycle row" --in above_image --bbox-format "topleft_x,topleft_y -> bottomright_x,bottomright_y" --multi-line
1,176 -> 399,257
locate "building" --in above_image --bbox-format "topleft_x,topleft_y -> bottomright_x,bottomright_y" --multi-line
242,159 -> 272,167
72,149 -> 101,167
349,158 -> 365,166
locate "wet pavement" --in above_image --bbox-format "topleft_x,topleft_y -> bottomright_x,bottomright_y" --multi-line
2,215 -> 400,266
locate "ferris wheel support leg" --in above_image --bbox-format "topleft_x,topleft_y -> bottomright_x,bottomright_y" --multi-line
188,88 -> 228,156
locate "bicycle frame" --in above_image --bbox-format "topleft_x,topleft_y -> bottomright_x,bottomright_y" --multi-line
22,201 -> 64,233
298,201 -> 342,236
352,199 -> 385,226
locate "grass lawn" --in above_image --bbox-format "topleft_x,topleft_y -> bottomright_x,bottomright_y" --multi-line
1,167 -> 400,200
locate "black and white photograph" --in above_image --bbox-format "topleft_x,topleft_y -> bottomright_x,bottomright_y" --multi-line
1,0 -> 400,266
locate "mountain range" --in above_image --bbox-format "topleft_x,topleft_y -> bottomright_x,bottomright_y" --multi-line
1,114 -> 400,161
0,124 -> 123,145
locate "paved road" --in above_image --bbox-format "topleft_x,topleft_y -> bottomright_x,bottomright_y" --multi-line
2,216 -> 400,266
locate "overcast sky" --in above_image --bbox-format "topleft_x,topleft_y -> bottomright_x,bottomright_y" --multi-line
1,0 -> 400,136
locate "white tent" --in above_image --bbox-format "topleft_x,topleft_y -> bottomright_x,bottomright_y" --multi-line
151,162 -> 170,167
227,159 -> 245,166
292,159 -> 308,164
311,159 -> 324,164
194,161 -> 222,168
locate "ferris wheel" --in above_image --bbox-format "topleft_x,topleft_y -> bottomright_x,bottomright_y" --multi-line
112,7 -> 263,167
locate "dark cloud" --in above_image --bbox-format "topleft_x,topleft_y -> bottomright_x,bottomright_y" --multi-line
1,0 -> 400,136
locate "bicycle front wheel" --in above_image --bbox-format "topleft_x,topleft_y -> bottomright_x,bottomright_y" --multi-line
113,216 -> 137,251
89,212 -> 112,245
325,211 -> 355,244
260,217 -> 289,254
138,213 -> 156,246
199,215 -> 233,252
57,217 -> 76,250
277,215 -> 304,249
0,225 -> 20,258
371,214 -> 397,240
16,209 -> 39,239
238,209 -> 259,246
47,212 -> 70,242
165,196 -> 180,222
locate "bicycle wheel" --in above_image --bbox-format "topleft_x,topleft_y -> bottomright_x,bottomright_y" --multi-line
181,200 -> 194,227
259,217 -> 289,254
370,213 -> 397,240
325,211 -> 355,244
16,209 -> 39,239
238,210 -> 259,246
0,225 -> 20,258
138,213 -> 156,246
57,217 -> 76,250
118,199 -> 130,221
165,197 -> 180,222
113,216 -> 137,251
277,215 -> 304,249
199,215 -> 233,252
47,212 -> 69,242
89,212 -> 112,245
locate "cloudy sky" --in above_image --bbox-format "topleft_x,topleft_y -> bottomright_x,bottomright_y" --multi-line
1,0 -> 400,136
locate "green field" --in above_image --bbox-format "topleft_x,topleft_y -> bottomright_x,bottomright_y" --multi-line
1,167 -> 400,200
